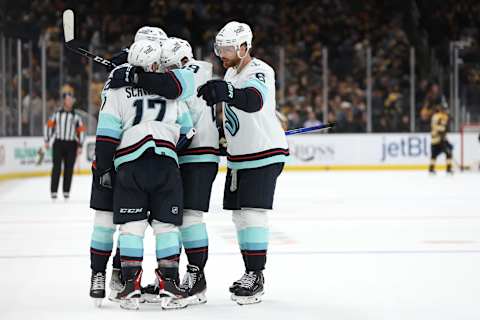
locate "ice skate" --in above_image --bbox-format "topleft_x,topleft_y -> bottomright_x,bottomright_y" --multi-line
181,264 -> 207,305
108,268 -> 123,302
89,271 -> 106,308
231,271 -> 264,305
115,269 -> 142,310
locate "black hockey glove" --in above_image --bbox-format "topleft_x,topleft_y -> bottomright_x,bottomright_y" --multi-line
93,167 -> 114,190
176,128 -> 196,152
106,48 -> 129,72
108,65 -> 143,89
197,80 -> 235,106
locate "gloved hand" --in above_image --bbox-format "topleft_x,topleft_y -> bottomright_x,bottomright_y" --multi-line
106,48 -> 129,72
93,167 -> 114,190
108,65 -> 143,89
197,80 -> 235,106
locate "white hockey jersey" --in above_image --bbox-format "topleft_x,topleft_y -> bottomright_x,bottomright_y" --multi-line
178,59 -> 220,164
97,65 -> 193,170
223,58 -> 289,170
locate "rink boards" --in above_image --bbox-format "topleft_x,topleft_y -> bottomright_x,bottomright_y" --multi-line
0,133 -> 478,179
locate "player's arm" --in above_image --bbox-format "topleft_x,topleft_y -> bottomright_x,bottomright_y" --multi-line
107,65 -> 195,101
94,91 -> 123,187
175,103 -> 195,151
197,73 -> 266,113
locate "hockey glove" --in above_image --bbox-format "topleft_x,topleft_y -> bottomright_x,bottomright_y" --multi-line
93,167 -> 114,190
106,48 -> 129,72
176,128 -> 197,152
109,65 -> 143,89
197,80 -> 235,106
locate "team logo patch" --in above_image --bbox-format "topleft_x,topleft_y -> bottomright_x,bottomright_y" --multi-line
171,206 -> 179,215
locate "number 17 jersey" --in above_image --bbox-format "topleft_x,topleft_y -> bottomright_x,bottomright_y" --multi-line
98,71 -> 193,169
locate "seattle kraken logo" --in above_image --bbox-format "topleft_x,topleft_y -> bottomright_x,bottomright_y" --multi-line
224,104 -> 239,136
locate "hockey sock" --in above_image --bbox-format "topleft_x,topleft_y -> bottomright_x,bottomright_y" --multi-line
233,210 -> 269,272
180,210 -> 208,269
119,234 -> 144,280
90,211 -> 115,272
153,221 -> 181,279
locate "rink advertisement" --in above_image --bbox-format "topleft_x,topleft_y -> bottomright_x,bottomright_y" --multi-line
0,133 -> 477,179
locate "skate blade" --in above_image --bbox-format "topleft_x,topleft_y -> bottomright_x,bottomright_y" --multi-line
142,293 -> 162,304
108,290 -> 120,303
186,291 -> 207,305
232,291 -> 264,305
160,296 -> 188,310
120,297 -> 140,310
92,298 -> 104,308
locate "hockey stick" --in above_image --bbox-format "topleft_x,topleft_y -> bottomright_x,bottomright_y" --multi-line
62,9 -> 116,68
285,122 -> 336,136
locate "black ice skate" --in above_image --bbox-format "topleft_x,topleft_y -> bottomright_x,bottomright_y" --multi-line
108,268 -> 123,302
155,268 -> 189,310
231,271 -> 264,305
115,269 -> 142,310
90,271 -> 106,307
140,281 -> 161,304
181,264 -> 207,305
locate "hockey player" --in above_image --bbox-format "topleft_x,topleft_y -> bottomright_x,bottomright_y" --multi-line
95,39 -> 195,310
89,26 -> 168,307
135,37 -> 219,305
197,21 -> 289,305
429,104 -> 453,174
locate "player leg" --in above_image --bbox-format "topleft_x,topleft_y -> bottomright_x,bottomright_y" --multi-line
231,209 -> 268,305
223,163 -> 284,305
179,163 -> 218,304
112,161 -> 150,310
429,143 -> 441,174
149,156 -> 188,309
89,210 -> 115,307
444,141 -> 454,174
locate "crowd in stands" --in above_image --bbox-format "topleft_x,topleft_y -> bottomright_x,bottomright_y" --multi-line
1,0 -> 479,136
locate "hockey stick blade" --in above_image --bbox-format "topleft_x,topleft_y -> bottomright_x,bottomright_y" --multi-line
63,9 -> 74,42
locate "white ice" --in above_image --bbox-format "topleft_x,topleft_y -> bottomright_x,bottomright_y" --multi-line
0,171 -> 479,320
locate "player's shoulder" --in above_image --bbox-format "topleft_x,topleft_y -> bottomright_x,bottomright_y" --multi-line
248,58 -> 274,75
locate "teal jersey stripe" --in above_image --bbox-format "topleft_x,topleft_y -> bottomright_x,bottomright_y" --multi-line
179,154 -> 220,164
177,111 -> 193,134
241,78 -> 268,102
180,224 -> 207,242
183,239 -> 209,249
96,128 -> 122,139
228,154 -> 288,170
91,240 -> 114,251
114,143 -> 178,169
171,69 -> 194,101
98,113 -> 122,135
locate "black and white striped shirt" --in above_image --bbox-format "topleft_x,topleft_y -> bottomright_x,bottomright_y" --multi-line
44,108 -> 86,146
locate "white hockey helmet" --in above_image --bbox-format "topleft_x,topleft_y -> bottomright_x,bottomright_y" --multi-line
214,21 -> 253,57
127,39 -> 162,72
134,26 -> 168,45
160,37 -> 194,70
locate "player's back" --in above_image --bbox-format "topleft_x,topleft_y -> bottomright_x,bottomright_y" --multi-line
178,59 -> 219,164
101,83 -> 189,169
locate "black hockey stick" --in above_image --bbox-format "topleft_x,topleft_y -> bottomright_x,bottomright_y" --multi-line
62,9 -> 116,68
